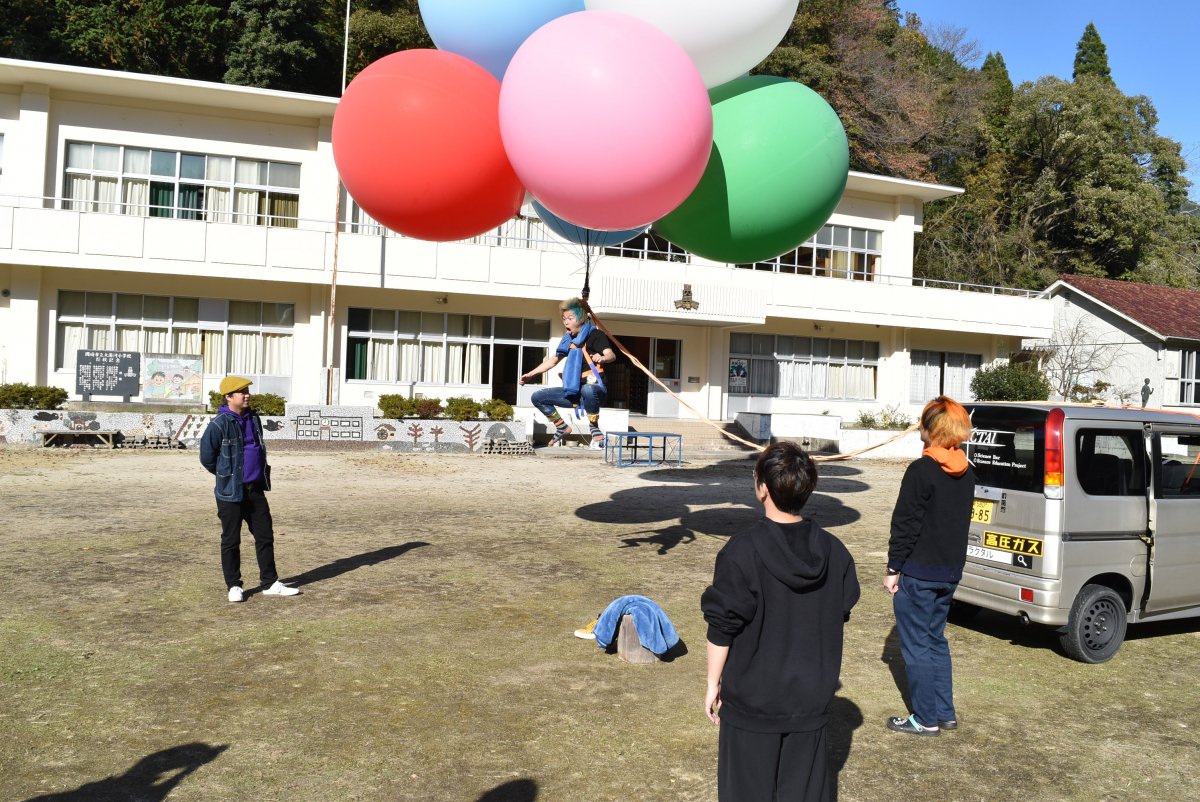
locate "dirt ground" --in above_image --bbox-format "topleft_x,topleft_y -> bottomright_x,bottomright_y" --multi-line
1,445 -> 1198,802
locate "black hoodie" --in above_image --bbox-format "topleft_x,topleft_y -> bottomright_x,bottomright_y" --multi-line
701,518 -> 860,733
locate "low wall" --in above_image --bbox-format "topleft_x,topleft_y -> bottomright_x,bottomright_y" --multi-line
0,405 -> 526,453
838,428 -> 923,459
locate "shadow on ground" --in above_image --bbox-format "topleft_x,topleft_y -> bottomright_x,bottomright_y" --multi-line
476,778 -> 537,801
22,742 -> 227,802
576,458 -> 872,548
284,542 -> 430,588
828,694 -> 864,802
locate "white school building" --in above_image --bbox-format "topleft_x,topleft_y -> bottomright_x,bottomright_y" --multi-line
0,58 -> 1053,437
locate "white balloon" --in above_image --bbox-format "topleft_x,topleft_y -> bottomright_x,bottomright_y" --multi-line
583,0 -> 798,89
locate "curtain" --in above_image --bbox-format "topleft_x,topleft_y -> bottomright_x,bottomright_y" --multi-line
67,175 -> 91,211
205,187 -> 231,223
749,358 -> 776,395
261,333 -> 292,375
422,342 -> 445,383
95,177 -> 119,213
149,182 -> 174,218
447,343 -> 465,384
466,344 -> 485,384
810,362 -> 827,398
234,189 -> 259,225
174,329 -> 201,356
269,194 -> 299,228
369,338 -> 396,382
116,326 -> 141,352
123,180 -> 149,216
828,363 -> 845,398
398,341 -> 420,382
202,331 -> 225,374
229,332 -> 258,373
144,328 -> 169,353
88,325 -> 112,350
57,323 -> 86,369
179,185 -> 202,220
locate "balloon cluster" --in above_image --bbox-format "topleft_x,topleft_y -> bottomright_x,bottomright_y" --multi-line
332,0 -> 849,264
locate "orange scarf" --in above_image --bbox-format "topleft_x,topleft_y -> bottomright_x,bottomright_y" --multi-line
924,445 -> 969,477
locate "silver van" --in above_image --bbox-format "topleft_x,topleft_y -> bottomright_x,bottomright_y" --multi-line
957,403 -> 1200,662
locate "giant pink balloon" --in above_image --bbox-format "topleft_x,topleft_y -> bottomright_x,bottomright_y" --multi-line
499,10 -> 712,231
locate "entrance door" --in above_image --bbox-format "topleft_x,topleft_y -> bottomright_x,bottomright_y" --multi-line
492,344 -> 520,404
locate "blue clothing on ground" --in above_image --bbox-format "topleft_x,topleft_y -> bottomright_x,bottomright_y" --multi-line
594,594 -> 680,656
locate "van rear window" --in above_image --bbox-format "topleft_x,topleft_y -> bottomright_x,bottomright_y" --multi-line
964,407 -> 1046,492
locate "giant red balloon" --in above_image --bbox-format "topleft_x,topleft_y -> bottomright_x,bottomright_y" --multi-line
332,50 -> 524,241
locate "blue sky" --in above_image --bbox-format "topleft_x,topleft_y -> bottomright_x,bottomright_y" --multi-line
899,0 -> 1200,200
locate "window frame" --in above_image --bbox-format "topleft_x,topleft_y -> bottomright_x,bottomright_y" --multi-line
728,333 -> 879,400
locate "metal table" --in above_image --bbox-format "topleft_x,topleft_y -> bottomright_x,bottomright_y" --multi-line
604,431 -> 683,467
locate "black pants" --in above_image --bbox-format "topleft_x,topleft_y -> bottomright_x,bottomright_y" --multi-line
217,484 -> 278,590
718,722 -> 830,802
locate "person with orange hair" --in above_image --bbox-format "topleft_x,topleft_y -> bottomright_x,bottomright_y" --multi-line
884,396 -> 974,736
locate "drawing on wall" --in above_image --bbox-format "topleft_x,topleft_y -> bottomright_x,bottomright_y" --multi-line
142,354 -> 203,402
295,410 -> 364,441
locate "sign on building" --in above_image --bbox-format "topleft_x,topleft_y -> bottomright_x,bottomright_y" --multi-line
76,350 -> 140,399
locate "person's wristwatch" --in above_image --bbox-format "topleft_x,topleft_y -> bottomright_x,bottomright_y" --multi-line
886,568 -> 900,576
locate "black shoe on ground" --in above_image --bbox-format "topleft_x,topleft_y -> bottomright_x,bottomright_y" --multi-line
939,719 -> 958,731
886,715 -> 940,736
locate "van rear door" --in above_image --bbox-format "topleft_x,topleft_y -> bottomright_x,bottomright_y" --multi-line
963,406 -> 1050,576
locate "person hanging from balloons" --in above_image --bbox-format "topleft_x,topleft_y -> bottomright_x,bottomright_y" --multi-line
520,298 -> 617,449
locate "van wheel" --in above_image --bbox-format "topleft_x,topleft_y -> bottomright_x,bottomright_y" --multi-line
1060,584 -> 1127,663
947,600 -> 982,623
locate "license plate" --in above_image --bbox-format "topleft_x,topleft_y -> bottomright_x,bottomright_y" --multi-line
971,499 -> 994,524
967,545 -> 1015,566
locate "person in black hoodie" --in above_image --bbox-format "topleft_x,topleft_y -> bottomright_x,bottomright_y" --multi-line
702,442 -> 860,802
885,395 -> 974,737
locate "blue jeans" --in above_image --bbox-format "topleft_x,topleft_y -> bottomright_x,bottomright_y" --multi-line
893,574 -> 957,727
530,384 -> 607,420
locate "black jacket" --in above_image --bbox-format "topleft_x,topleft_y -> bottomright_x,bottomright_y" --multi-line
701,518 -> 860,732
887,455 -> 975,582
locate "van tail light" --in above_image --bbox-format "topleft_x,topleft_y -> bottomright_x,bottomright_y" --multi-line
1044,407 -> 1065,499
1020,588 -> 1034,603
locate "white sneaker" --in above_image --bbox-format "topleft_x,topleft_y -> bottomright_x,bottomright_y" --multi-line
228,586 -> 244,603
262,580 -> 300,597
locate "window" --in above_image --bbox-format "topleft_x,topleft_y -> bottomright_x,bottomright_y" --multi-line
346,308 -> 552,387
64,142 -> 300,227
1156,434 -> 1200,497
56,291 -> 293,385
1179,349 -> 1199,405
1075,430 -> 1146,497
339,185 -> 382,234
602,230 -> 689,262
910,351 -> 982,403
735,225 -> 883,279
729,333 -> 879,399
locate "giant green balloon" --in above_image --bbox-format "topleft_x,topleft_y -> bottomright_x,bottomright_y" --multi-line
654,76 -> 849,264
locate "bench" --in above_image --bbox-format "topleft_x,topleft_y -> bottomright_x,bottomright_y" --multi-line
604,431 -> 683,468
41,430 -> 121,449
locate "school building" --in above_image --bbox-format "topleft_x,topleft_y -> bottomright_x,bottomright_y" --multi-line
0,58 -> 1053,437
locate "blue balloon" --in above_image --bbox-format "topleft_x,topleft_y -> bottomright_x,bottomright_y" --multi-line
418,0 -> 585,81
532,200 -> 647,247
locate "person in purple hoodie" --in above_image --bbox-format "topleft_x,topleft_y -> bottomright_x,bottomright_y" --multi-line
200,375 -> 299,603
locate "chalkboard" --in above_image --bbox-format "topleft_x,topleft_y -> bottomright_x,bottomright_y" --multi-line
76,350 -> 141,398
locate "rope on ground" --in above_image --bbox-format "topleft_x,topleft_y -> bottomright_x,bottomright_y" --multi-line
581,297 -> 917,461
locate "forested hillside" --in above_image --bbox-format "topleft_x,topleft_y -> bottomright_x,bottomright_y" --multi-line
3,0 -> 1196,289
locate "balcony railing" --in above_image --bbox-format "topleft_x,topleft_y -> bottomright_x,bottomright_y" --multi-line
0,191 -> 1041,298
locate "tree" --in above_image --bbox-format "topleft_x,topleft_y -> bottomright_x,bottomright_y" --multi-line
0,0 -> 68,63
345,1 -> 431,84
224,0 -> 340,95
1073,22 -> 1112,84
970,362 -> 1051,401
1039,317 -> 1123,401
